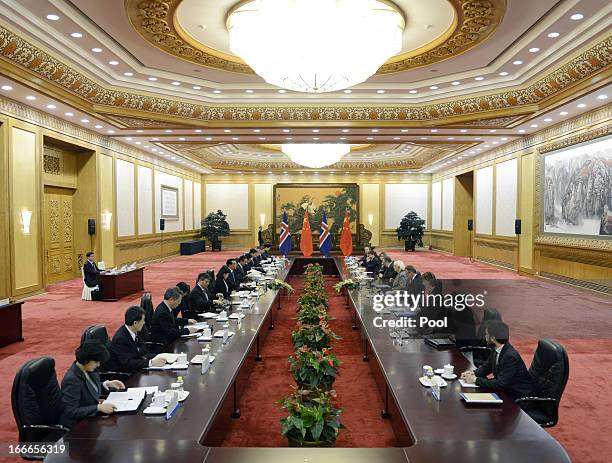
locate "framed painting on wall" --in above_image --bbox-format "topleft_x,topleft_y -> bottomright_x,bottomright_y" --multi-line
161,185 -> 179,219
541,134 -> 611,238
273,183 -> 359,243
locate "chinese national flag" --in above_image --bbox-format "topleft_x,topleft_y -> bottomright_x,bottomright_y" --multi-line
339,209 -> 353,256
300,210 -> 313,257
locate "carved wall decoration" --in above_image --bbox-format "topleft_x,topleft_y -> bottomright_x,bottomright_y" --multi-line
43,153 -> 61,175
49,256 -> 60,274
0,25 -> 609,123
49,199 -> 59,243
63,254 -> 73,273
459,115 -> 524,127
63,199 -> 73,243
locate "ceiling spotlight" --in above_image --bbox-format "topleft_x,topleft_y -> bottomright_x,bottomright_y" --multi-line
95,124 -> 103,129
339,137 -> 347,140
420,137 -> 428,140
46,14 -> 60,20
213,90 -> 222,94
451,81 -> 460,86
489,129 -> 497,133
171,81 -> 180,86
278,89 -> 287,93
343,89 -> 352,94
377,90 -> 385,94
46,104 -> 57,109
136,129 -> 143,133
430,129 -> 438,133
107,130 -> 115,134
282,129 -> 291,133
108,60 -> 119,65
518,129 -> 526,133
460,129 -> 468,133
498,71 -> 509,76
224,129 -> 232,133
81,118 -> 89,123
313,137 -> 320,140
371,129 -> 379,133
1,85 -> 12,91
528,47 -> 540,53
570,13 -> 583,20
26,95 -> 36,100
65,112 -> 74,116
513,60 -> 523,65
530,124 -> 539,128
559,111 -> 569,116
245,89 -> 254,93
179,137 -> 185,140
409,90 -> 417,94
123,72 -> 134,76
232,137 -> 239,140
285,137 -> 293,140
447,137 -> 454,140
429,85 -> 439,90
474,76 -> 485,81
544,118 -> 552,122
597,94 -> 608,100
148,77 -> 158,81
205,137 -> 212,141
393,137 -> 400,140
577,103 -> 587,108
547,32 -> 560,38
165,129 -> 173,133
195,129 -> 202,133
91,47 -> 103,53
125,137 -> 132,141
501,137 -> 508,141
70,32 -> 83,38
312,129 -> 320,133
341,129 -> 350,133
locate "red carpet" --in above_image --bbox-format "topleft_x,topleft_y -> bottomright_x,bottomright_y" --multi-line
0,249 -> 610,463
220,275 -> 397,447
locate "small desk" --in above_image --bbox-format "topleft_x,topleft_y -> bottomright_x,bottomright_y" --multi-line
97,268 -> 144,301
0,301 -> 24,347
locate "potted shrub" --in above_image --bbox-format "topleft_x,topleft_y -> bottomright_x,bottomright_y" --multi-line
297,305 -> 333,325
396,211 -> 425,252
292,320 -> 340,350
289,346 -> 340,390
279,387 -> 345,447
201,210 -> 230,251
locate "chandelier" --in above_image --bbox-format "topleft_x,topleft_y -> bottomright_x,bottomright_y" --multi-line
227,0 -> 405,93
282,144 -> 351,168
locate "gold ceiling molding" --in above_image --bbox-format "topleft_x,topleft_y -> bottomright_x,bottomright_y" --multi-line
0,24 -> 610,124
106,114 -> 194,129
452,115 -> 524,127
126,0 -> 505,75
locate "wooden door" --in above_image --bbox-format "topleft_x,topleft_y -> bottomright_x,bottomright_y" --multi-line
44,187 -> 75,284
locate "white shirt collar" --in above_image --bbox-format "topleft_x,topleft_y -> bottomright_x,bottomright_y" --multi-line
125,325 -> 137,341
495,344 -> 504,355
163,300 -> 172,312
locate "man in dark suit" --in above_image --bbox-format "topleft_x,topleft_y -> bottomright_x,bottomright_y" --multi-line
60,340 -> 125,428
261,245 -> 271,260
359,246 -> 371,266
108,306 -> 167,373
378,256 -> 397,281
151,288 -> 198,346
189,273 -> 218,313
250,248 -> 262,267
225,259 -> 239,292
83,251 -> 100,288
461,320 -> 533,400
364,250 -> 381,274
405,265 -> 425,296
235,255 -> 248,284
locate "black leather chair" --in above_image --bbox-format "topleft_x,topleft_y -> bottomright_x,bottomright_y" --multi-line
459,308 -> 502,366
80,325 -> 130,384
11,357 -> 68,460
516,339 -> 569,427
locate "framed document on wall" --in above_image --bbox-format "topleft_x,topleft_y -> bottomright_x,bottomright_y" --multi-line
161,185 -> 179,219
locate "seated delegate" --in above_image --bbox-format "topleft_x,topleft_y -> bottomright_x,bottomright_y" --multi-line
60,340 -> 125,428
108,306 -> 167,373
151,288 -> 199,346
461,320 -> 533,400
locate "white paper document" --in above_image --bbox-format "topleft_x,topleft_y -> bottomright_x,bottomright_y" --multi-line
103,389 -> 145,412
459,379 -> 480,388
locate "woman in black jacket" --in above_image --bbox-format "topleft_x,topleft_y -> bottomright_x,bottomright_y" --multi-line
60,340 -> 125,428
213,266 -> 232,300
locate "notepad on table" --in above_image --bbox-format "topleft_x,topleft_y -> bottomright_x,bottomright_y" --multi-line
459,392 -> 503,404
459,379 -> 479,388
103,389 -> 145,412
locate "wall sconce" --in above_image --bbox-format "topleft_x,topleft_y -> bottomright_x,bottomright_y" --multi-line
367,214 -> 374,226
20,209 -> 32,235
260,213 -> 266,227
101,211 -> 112,231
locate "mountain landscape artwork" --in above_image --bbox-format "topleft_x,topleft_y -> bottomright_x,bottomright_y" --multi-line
543,136 -> 611,236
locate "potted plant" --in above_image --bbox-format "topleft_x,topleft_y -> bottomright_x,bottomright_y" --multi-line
333,279 -> 358,293
201,209 -> 230,251
297,305 -> 333,325
292,320 -> 340,350
289,346 -> 340,390
270,279 -> 294,294
396,211 -> 425,252
279,387 -> 345,447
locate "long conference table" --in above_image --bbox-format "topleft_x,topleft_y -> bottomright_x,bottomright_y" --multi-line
46,257 -> 570,463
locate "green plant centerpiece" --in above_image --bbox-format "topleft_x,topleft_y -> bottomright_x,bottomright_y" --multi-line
279,387 -> 345,447
333,279 -> 358,293
270,279 -> 294,293
292,320 -> 340,350
201,209 -> 230,251
396,211 -> 425,252
297,304 -> 333,325
289,346 -> 340,390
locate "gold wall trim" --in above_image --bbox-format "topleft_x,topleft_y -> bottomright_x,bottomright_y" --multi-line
126,0 -> 504,75
0,24 -> 609,123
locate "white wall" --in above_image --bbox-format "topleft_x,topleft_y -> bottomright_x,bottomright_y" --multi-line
205,183 -> 249,230
184,179 -> 193,231
115,159 -> 135,237
495,158 -> 518,236
431,181 -> 441,230
137,166 -> 153,235
193,182 -> 201,230
476,166 -> 493,235
155,171 -> 183,233
442,177 -> 454,231
384,183 -> 428,229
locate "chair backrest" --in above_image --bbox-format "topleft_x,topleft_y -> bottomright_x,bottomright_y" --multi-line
206,269 -> 215,282
529,339 -> 569,401
477,308 -> 502,339
80,324 -> 111,349
12,357 -> 64,435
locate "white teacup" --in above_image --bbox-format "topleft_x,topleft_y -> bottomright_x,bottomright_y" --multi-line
177,353 -> 187,364
203,327 -> 212,338
443,364 -> 454,376
164,389 -> 174,401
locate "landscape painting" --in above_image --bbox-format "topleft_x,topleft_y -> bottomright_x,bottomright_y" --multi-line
274,184 -> 359,239
543,136 -> 611,236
